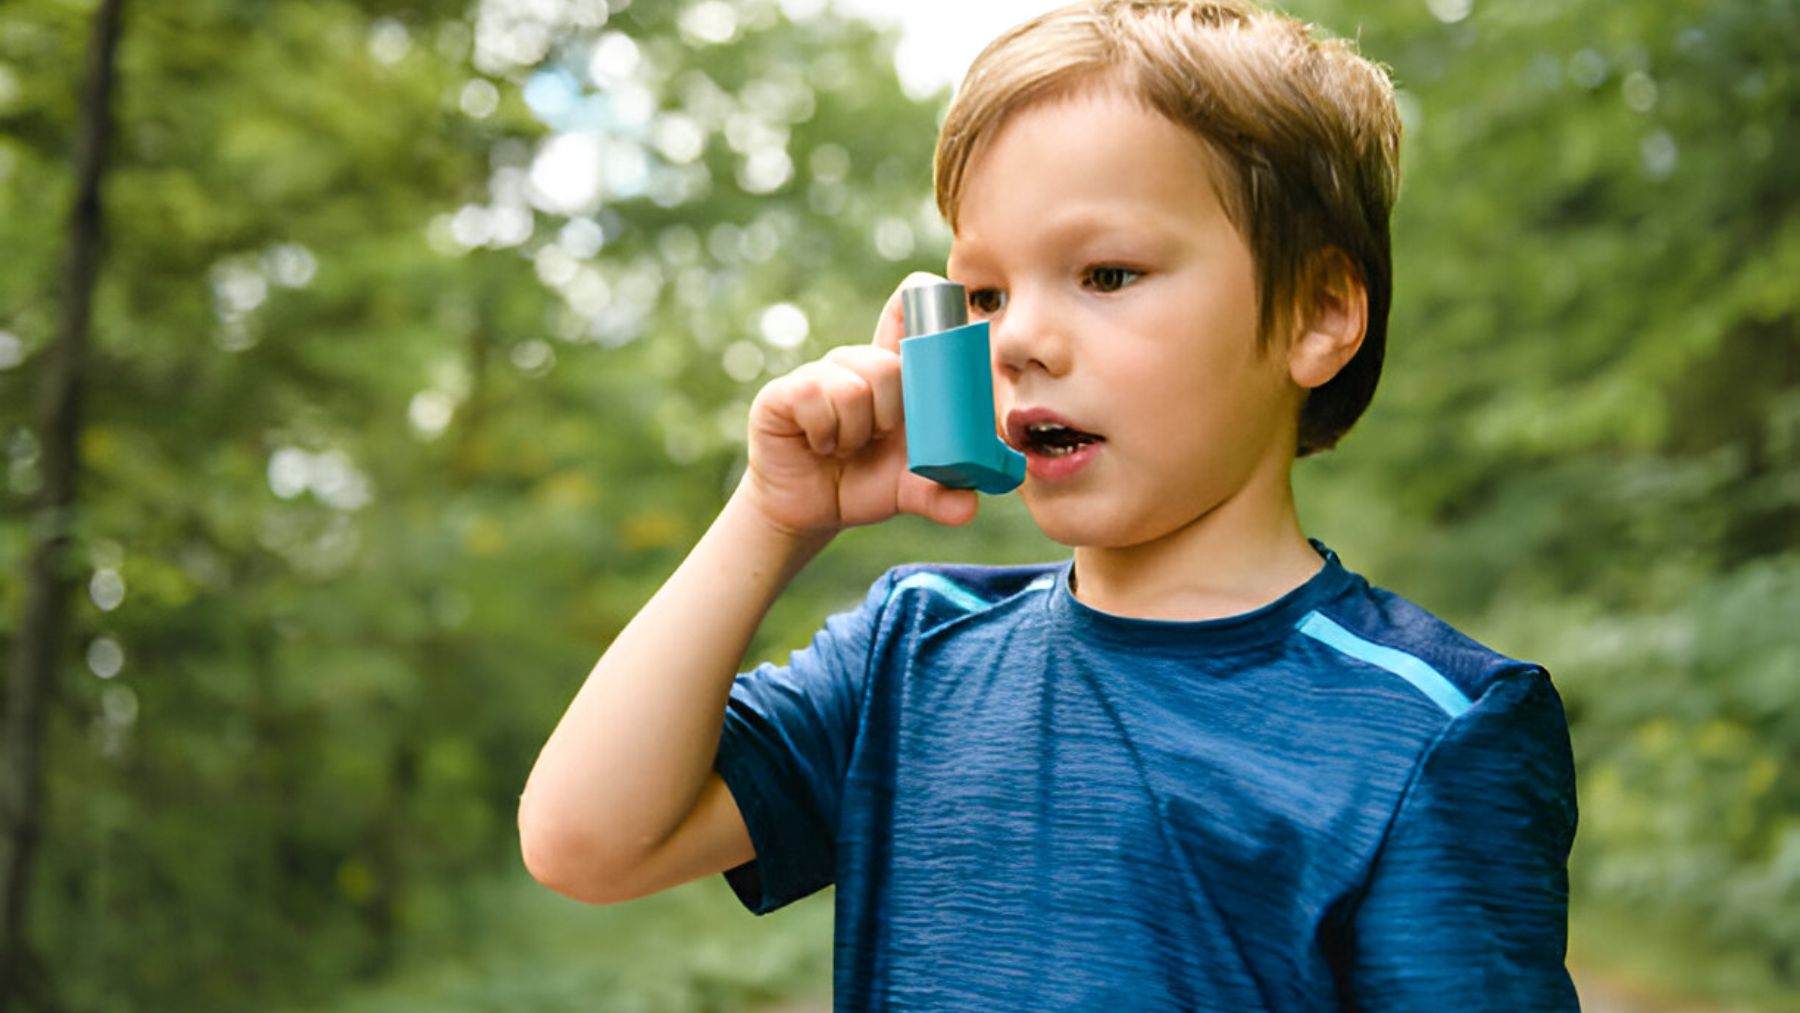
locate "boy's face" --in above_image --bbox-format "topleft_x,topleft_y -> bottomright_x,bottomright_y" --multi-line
947,89 -> 1305,552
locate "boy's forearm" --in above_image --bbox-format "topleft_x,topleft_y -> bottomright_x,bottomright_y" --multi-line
518,484 -> 830,879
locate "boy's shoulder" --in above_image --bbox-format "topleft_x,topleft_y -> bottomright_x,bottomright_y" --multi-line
1299,572 -> 1549,725
871,560 -> 1063,619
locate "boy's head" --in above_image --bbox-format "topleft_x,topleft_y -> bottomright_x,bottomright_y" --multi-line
937,0 -> 1402,457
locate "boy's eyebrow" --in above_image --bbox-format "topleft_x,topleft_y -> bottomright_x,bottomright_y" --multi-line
950,209 -> 1182,274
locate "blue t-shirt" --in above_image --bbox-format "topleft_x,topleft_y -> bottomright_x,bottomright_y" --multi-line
713,545 -> 1578,1011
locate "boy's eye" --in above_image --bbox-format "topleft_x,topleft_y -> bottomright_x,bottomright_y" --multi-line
1085,265 -> 1141,293
967,288 -> 1006,315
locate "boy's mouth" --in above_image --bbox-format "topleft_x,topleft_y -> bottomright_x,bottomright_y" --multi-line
1006,409 -> 1105,459
1021,421 -> 1103,457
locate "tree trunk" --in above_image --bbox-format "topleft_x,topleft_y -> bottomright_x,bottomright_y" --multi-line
0,0 -> 127,1006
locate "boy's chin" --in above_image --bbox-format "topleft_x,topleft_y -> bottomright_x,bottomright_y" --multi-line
1020,496 -> 1140,550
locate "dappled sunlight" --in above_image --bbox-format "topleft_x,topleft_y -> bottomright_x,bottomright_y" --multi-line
88,566 -> 125,612
266,446 -> 372,511
85,635 -> 123,680
1,0 -> 1795,1010
757,302 -> 808,349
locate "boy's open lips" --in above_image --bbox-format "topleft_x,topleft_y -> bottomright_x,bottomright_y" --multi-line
1005,408 -> 1105,481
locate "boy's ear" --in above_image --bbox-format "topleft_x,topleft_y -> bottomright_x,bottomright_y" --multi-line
1286,248 -> 1368,390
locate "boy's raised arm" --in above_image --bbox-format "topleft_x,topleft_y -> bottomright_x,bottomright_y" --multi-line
516,275 -> 977,904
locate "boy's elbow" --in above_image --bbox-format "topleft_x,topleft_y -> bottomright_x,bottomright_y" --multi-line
516,797 -> 643,905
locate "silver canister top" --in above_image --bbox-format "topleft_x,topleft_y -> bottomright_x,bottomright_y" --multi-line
901,281 -> 969,339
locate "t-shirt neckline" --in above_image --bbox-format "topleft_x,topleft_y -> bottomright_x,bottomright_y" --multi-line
1048,540 -> 1358,651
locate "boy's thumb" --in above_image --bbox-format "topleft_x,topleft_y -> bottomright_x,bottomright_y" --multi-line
900,475 -> 979,528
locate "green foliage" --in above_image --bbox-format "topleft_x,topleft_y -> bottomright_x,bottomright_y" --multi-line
1,0 -> 1795,1009
287,876 -> 833,1013
2,0 -> 969,1008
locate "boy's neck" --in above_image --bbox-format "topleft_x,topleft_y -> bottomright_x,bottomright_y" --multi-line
1069,464 -> 1321,623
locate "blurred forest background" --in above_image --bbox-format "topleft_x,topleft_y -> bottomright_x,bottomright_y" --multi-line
0,0 -> 1795,1010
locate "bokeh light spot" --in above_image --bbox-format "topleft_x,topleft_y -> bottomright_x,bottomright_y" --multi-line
309,450 -> 373,511
741,221 -> 780,263
449,205 -> 491,248
535,244 -> 580,287
1641,130 -> 1678,179
603,141 -> 650,198
510,339 -> 555,376
1426,0 -> 1472,25
529,132 -> 605,214
653,113 -> 706,164
368,18 -> 412,66
563,267 -> 614,318
460,78 -> 501,119
87,636 -> 124,680
410,392 -> 456,440
268,447 -> 311,499
679,1 -> 739,45
265,446 -> 373,508
264,243 -> 317,288
211,261 -> 268,320
759,303 -> 810,349
722,340 -> 766,382
778,0 -> 828,19
588,31 -> 641,87
1569,49 -> 1607,90
1621,71 -> 1658,114
738,147 -> 794,194
101,684 -> 138,725
875,218 -> 915,261
659,225 -> 703,265
559,217 -> 606,259
90,568 -> 125,612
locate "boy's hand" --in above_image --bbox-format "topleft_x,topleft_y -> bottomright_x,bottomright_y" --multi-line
741,273 -> 979,539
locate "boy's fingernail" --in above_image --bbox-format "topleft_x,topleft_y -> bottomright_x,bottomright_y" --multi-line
818,438 -> 836,454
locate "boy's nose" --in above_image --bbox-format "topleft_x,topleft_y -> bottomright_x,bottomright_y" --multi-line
990,291 -> 1072,379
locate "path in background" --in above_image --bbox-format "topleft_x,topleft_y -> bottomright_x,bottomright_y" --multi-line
307,871 -> 1775,1012
1576,967 -> 1723,1013
756,971 -> 1719,1013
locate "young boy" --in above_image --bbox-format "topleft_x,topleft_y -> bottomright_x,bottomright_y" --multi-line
519,1 -> 1578,1009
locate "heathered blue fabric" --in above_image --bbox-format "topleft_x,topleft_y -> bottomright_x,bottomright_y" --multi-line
713,546 -> 1578,1011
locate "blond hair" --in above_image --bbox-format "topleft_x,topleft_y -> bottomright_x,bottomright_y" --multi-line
936,0 -> 1402,456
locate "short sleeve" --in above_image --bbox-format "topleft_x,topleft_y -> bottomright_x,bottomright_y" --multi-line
1340,668 -> 1580,1011
712,572 -> 894,914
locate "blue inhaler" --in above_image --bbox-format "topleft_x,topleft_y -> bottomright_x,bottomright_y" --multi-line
899,282 -> 1026,494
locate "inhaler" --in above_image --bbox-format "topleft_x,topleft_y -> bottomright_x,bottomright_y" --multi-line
899,281 -> 1026,495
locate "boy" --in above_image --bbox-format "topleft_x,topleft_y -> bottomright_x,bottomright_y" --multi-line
519,1 -> 1579,1009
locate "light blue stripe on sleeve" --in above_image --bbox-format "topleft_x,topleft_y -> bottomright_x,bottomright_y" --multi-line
892,573 -> 988,614
1296,611 -> 1472,718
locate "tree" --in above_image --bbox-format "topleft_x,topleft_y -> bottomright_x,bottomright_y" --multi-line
1,1 -> 124,1006
0,0 -> 1007,1007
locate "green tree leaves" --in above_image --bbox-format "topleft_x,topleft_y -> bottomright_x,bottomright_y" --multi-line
2,0 -> 1795,1007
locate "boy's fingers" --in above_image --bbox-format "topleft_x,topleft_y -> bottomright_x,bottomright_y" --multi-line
784,372 -> 841,455
822,365 -> 875,455
776,361 -> 875,457
821,345 -> 903,434
871,271 -> 950,354
897,472 -> 979,527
